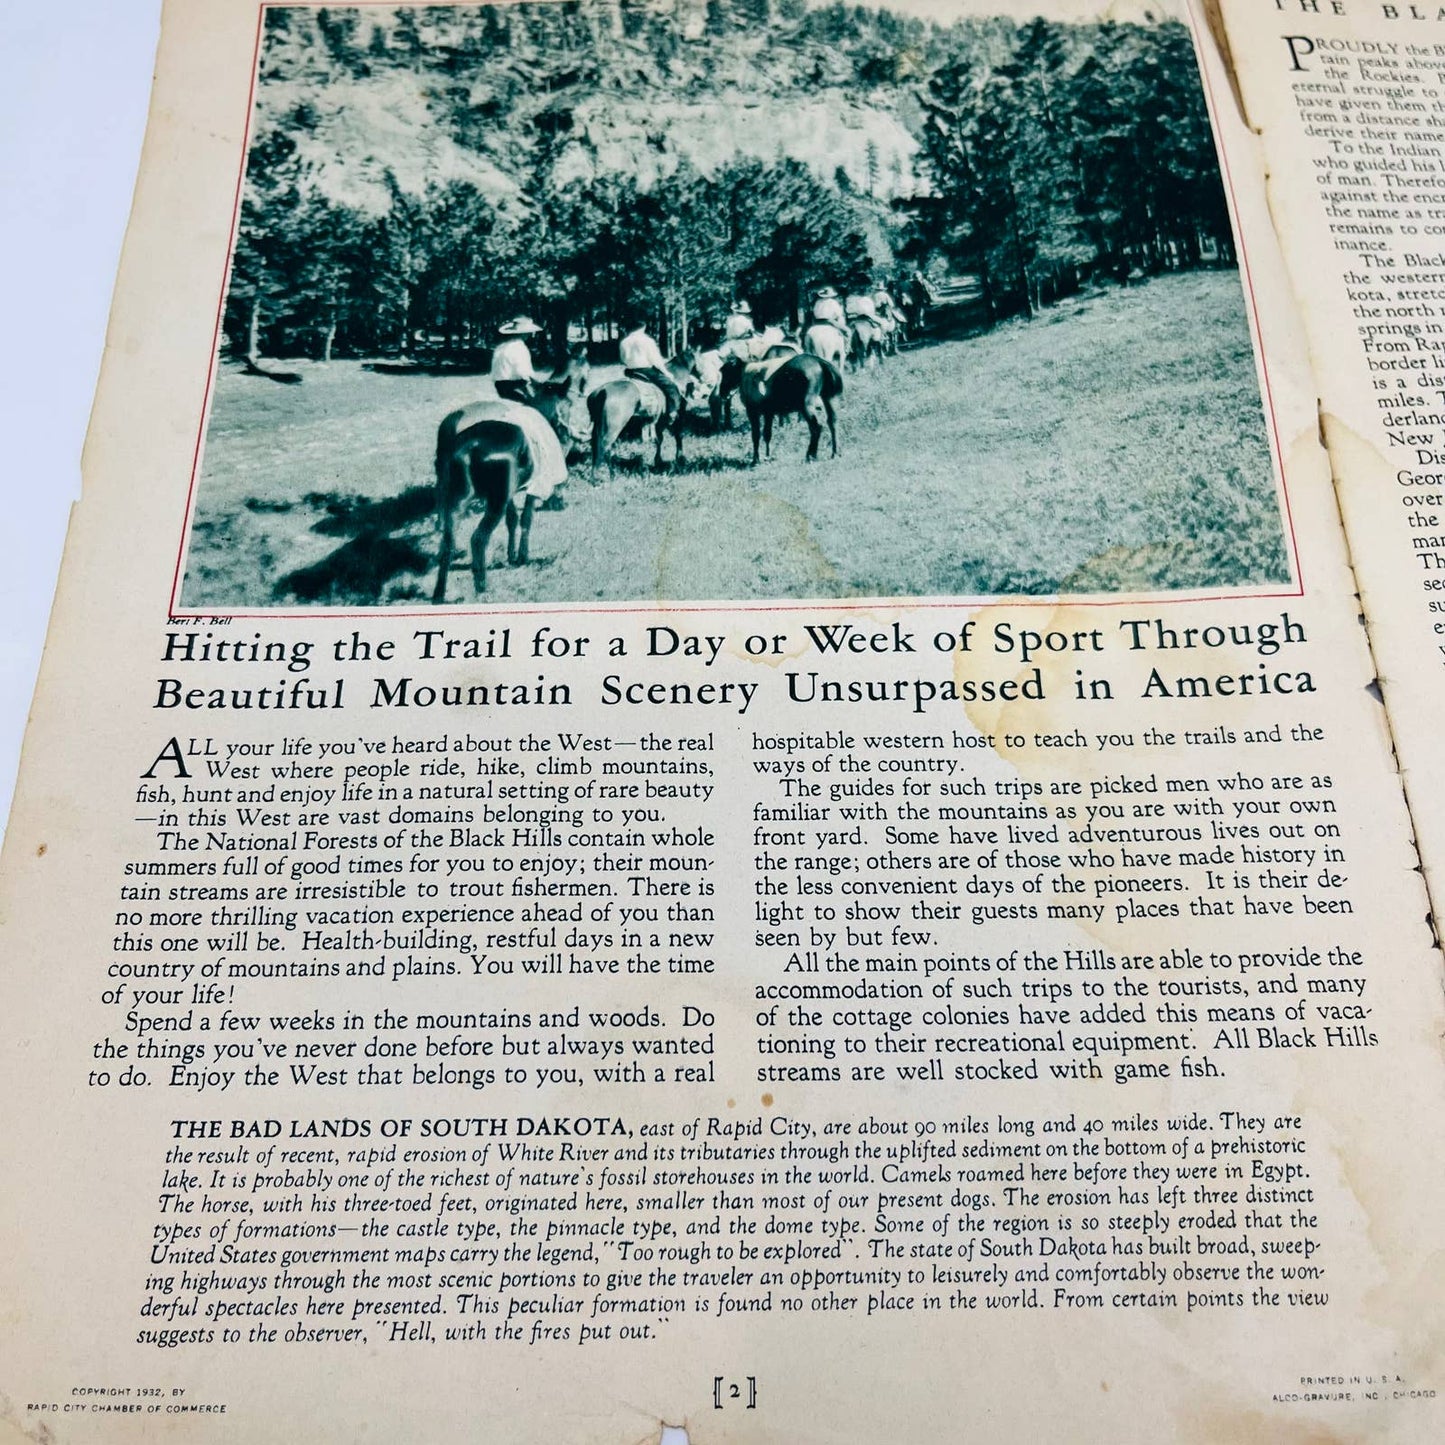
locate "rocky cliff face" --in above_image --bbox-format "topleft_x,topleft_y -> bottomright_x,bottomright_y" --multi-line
250,0 -> 946,214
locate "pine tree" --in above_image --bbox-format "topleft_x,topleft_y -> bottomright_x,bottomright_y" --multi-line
225,5 -> 1239,361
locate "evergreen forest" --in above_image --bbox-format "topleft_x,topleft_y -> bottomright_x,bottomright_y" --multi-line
226,0 -> 1237,361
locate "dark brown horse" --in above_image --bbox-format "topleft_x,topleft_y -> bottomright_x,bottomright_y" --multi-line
711,353 -> 745,430
432,414 -> 540,601
694,349 -> 745,431
432,361 -> 589,602
588,354 -> 702,473
430,387 -> 583,606
739,353 -> 842,463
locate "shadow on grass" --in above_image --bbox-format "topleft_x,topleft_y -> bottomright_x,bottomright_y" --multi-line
304,484 -> 438,537
272,478 -> 576,604
680,453 -> 753,476
363,359 -> 490,377
266,484 -> 441,604
276,532 -> 434,604
586,452 -> 650,480
588,449 -> 755,480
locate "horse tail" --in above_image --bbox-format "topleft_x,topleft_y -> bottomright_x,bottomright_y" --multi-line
820,359 -> 844,399
435,434 -> 452,496
436,408 -> 466,487
433,413 -> 462,603
433,436 -> 469,604
738,363 -> 767,412
588,387 -> 609,468
465,448 -> 516,596
470,448 -> 515,515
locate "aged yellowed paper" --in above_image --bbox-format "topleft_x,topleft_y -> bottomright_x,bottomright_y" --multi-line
2,2 -> 1442,1441
1217,0 -> 1445,921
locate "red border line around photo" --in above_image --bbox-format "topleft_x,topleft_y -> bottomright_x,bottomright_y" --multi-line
166,0 -> 1308,622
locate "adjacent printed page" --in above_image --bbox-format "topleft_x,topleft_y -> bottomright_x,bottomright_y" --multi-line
2,1 -> 1442,1441
1217,0 -> 1445,917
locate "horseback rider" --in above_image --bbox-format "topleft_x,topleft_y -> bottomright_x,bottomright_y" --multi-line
722,300 -> 755,344
491,315 -> 544,404
812,286 -> 849,339
873,281 -> 899,326
619,315 -> 683,427
907,270 -> 936,334
869,280 -> 902,348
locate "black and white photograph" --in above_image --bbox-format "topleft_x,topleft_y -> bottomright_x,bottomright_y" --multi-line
178,0 -> 1292,609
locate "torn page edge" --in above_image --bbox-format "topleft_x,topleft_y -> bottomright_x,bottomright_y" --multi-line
1196,0 -> 1259,135
1318,408 -> 1445,966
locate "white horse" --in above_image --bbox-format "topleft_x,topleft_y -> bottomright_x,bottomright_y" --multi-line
803,322 -> 848,372
718,326 -> 792,363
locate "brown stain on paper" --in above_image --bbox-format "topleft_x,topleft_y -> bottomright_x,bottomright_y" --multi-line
653,471 -> 848,604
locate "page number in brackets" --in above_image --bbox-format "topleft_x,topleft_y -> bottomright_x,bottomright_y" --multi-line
712,1376 -> 758,1409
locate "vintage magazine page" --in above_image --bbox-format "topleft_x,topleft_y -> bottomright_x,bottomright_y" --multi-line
2,0 -> 1443,1441
1214,0 -> 1445,918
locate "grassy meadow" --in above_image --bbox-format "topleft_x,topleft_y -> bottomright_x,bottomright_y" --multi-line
179,270 -> 1291,610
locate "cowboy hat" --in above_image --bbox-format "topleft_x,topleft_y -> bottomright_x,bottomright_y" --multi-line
729,299 -> 752,314
814,286 -> 839,299
498,316 -> 543,336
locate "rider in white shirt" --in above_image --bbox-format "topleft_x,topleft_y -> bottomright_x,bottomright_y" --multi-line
873,284 -> 901,337
620,319 -> 681,423
492,316 -> 544,403
722,300 -> 755,343
619,325 -> 668,372
812,286 -> 848,334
